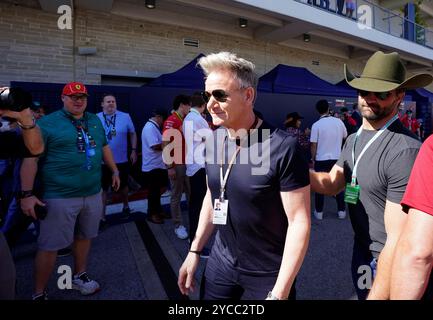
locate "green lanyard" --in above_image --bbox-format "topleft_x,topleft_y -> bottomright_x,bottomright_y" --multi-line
345,114 -> 398,205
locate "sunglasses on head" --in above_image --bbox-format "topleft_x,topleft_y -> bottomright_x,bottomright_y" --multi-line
202,89 -> 229,103
358,90 -> 392,101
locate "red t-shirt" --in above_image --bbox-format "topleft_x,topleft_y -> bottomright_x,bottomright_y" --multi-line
401,115 -> 420,134
162,112 -> 185,165
401,135 -> 433,216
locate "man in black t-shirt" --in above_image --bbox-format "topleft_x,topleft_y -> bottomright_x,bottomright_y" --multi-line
0,89 -> 44,300
177,52 -> 311,300
310,51 -> 433,300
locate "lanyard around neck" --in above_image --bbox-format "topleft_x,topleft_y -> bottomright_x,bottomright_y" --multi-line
103,112 -> 116,128
219,116 -> 259,201
174,111 -> 183,121
63,109 -> 88,131
350,114 -> 399,185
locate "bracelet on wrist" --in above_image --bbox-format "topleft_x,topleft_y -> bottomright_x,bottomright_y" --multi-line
17,116 -> 36,130
112,170 -> 120,176
19,190 -> 34,199
189,250 -> 202,255
266,291 -> 287,300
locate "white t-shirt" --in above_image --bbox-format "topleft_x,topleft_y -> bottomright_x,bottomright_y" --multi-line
97,110 -> 135,164
310,116 -> 347,161
182,108 -> 211,177
141,120 -> 165,172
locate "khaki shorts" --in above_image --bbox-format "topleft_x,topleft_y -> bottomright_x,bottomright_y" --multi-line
37,191 -> 103,251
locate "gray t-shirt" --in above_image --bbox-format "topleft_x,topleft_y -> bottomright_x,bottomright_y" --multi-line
336,120 -> 421,257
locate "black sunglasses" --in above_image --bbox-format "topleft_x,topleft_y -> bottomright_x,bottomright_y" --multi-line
358,90 -> 392,101
202,89 -> 229,103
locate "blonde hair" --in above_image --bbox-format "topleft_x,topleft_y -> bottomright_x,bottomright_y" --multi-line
198,52 -> 258,90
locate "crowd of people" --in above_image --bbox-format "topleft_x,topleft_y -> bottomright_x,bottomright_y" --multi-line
1,49 -> 433,301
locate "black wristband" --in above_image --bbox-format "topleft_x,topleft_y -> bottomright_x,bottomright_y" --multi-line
189,250 -> 201,255
19,190 -> 34,199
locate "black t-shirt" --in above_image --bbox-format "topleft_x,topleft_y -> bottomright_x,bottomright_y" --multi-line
205,121 -> 310,275
336,120 -> 421,257
0,131 -> 31,159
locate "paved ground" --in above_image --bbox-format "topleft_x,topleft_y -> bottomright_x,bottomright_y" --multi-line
12,193 -> 356,300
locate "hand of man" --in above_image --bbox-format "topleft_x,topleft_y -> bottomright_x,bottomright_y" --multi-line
130,150 -> 137,165
112,174 -> 121,192
20,196 -> 45,220
178,252 -> 200,295
0,106 -> 33,124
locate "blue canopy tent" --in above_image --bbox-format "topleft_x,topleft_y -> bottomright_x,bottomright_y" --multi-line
258,64 -> 356,97
255,65 -> 358,128
146,53 -> 206,90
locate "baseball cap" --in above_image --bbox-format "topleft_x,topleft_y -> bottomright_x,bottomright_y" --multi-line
62,82 -> 89,96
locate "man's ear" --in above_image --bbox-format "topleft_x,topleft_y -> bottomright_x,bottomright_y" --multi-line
61,95 -> 66,103
244,87 -> 255,104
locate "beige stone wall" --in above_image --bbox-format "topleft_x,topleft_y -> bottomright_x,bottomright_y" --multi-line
1,1 -> 432,92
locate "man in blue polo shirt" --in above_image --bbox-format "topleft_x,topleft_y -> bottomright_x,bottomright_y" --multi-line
97,93 -> 137,223
20,82 -> 120,300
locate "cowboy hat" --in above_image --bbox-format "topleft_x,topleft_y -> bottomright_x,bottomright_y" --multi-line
344,51 -> 432,92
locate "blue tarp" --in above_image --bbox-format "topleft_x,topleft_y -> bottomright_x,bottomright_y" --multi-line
258,64 -> 356,97
147,53 -> 205,89
414,88 -> 433,103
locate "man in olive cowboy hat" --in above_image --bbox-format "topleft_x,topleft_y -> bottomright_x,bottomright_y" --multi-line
309,51 -> 433,300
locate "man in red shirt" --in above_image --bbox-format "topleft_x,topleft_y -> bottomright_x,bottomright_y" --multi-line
390,135 -> 433,299
400,110 -> 421,138
162,95 -> 191,240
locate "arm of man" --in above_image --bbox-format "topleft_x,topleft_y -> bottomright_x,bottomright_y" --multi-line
390,209 -> 433,299
129,132 -> 138,164
20,157 -> 45,219
1,107 -> 44,155
178,187 -> 215,295
367,200 -> 408,300
270,185 -> 311,299
309,164 -> 346,196
102,145 -> 120,191
310,142 -> 317,165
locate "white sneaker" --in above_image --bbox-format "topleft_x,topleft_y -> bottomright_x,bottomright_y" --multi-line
313,210 -> 323,220
72,272 -> 100,295
174,225 -> 188,240
338,211 -> 346,219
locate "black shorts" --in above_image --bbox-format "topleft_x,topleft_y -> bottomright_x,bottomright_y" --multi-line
102,162 -> 129,191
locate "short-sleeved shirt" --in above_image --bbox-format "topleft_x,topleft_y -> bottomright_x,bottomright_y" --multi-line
38,109 -> 107,199
163,112 -> 186,165
401,135 -> 433,216
206,122 -> 310,275
182,108 -> 210,177
336,120 -> 421,257
310,116 -> 347,160
141,120 -> 165,172
97,110 -> 135,164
